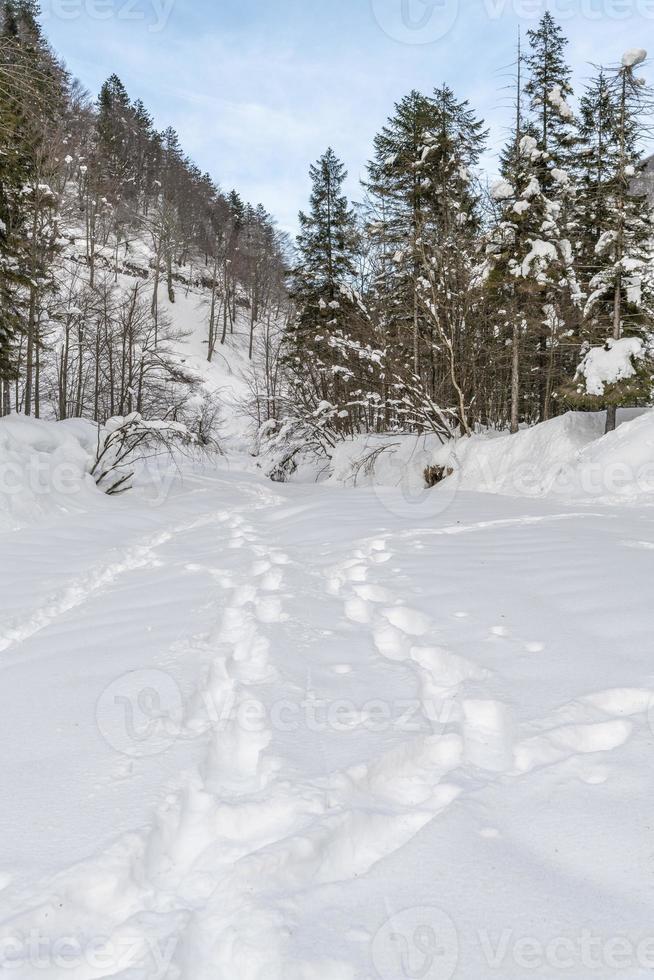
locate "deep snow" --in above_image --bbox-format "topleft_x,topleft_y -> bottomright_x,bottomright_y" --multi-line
0,414 -> 653,978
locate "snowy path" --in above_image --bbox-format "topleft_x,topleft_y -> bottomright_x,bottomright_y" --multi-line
1,468 -> 654,978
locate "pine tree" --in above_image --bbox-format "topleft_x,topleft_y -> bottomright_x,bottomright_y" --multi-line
524,12 -> 574,171
413,85 -> 487,429
487,15 -> 580,426
286,148 -> 363,434
366,90 -> 439,376
365,87 -> 486,413
567,51 -> 654,431
575,71 -> 623,339
0,0 -> 65,412
97,74 -> 135,194
296,147 -> 357,295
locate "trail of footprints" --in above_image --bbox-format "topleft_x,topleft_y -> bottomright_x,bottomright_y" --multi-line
325,535 -> 651,792
1,515 -> 652,978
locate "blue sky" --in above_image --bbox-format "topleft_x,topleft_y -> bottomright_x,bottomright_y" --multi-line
40,0 -> 653,233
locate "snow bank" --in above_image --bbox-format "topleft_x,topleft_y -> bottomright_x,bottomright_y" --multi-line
564,410 -> 654,503
453,413 -> 607,496
0,416 -> 98,530
454,410 -> 654,503
328,410 -> 654,506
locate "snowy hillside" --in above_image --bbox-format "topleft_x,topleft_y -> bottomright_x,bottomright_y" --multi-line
55,219 -> 263,455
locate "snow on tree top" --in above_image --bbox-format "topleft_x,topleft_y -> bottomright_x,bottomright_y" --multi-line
622,48 -> 647,68
576,337 -> 645,396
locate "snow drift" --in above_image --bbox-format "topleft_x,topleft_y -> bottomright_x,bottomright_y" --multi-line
328,410 -> 654,505
0,415 -> 99,531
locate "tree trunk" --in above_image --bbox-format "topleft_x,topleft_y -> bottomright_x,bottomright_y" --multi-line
510,319 -> 520,434
34,319 -> 40,419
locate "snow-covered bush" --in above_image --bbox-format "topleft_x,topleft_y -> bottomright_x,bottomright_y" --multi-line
90,414 -> 195,495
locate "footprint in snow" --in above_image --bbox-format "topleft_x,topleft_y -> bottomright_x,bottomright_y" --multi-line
382,606 -> 432,637
514,719 -> 633,774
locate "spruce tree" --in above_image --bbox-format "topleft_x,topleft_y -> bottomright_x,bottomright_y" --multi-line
575,71 -> 623,340
488,15 -> 580,425
296,147 -> 357,295
286,148 -> 362,433
366,90 -> 439,376
366,87 -> 485,413
0,0 -> 64,410
567,51 -> 654,430
524,11 -> 574,170
97,74 -> 135,195
413,85 -> 487,427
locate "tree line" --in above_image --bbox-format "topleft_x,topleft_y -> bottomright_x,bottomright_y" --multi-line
276,13 -> 654,472
1,5 -> 653,470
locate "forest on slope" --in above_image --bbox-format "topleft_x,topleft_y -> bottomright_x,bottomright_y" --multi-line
0,0 -> 290,448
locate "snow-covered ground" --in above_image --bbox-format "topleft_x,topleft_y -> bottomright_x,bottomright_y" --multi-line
0,414 -> 654,978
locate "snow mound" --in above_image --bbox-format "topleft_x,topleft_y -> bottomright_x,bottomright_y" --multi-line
0,416 -> 99,531
328,411 -> 654,506
449,410 -> 654,503
453,413 -> 607,497
563,410 -> 654,503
